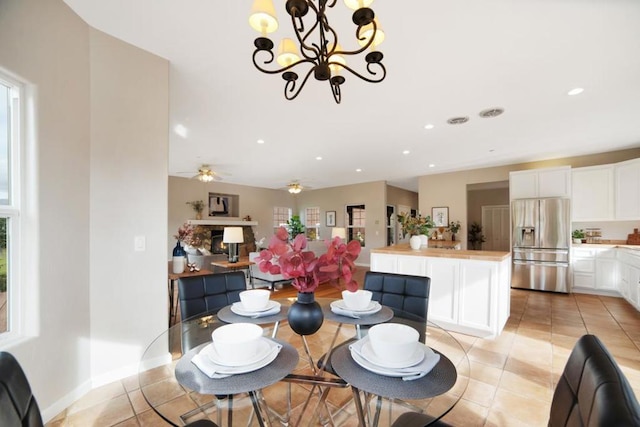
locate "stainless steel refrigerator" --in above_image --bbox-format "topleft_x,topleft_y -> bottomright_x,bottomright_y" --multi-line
511,198 -> 571,293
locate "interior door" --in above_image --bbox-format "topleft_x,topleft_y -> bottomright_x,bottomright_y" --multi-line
482,205 -> 510,251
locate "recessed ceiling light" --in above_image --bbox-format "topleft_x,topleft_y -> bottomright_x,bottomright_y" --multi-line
424,124 -> 434,130
447,116 -> 469,125
356,168 -> 362,172
402,150 -> 410,155
489,149 -> 495,152
174,124 -> 188,138
568,87 -> 584,96
429,164 -> 435,168
479,108 -> 504,118
316,156 -> 323,160
257,139 -> 265,144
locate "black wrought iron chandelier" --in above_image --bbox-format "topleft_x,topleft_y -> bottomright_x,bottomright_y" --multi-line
249,0 -> 386,104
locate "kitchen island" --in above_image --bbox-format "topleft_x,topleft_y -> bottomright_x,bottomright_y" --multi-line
371,244 -> 512,338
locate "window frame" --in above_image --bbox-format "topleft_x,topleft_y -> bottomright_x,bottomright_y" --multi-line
273,206 -> 292,232
0,68 -> 36,344
346,204 -> 366,247
304,207 -> 320,240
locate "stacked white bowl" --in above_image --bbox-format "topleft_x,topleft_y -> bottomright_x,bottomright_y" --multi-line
342,289 -> 372,310
239,289 -> 270,311
367,323 -> 419,366
211,323 -> 263,365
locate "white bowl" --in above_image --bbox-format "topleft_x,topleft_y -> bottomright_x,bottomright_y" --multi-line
342,289 -> 372,310
367,323 -> 419,365
211,323 -> 263,365
240,289 -> 271,312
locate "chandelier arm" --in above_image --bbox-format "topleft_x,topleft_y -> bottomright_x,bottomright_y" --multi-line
289,7 -> 321,60
253,51 -> 317,75
284,67 -> 316,101
333,62 -> 387,84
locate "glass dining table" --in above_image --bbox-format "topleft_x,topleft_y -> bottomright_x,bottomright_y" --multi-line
138,297 -> 470,427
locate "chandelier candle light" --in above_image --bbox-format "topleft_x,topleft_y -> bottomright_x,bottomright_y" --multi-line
249,0 -> 386,103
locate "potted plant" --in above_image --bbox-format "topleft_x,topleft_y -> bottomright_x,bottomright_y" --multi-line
468,222 -> 486,250
397,212 -> 435,249
572,229 -> 585,244
186,200 -> 205,220
286,215 -> 305,239
448,221 -> 461,241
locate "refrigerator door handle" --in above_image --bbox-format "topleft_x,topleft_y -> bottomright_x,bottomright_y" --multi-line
514,260 -> 569,268
514,249 -> 569,254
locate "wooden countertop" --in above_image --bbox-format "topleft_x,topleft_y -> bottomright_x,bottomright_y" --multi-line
372,244 -> 511,261
574,243 -> 640,251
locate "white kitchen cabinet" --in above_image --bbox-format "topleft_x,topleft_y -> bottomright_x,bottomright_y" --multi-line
618,249 -> 640,310
571,246 -> 619,295
509,166 -> 571,200
571,165 -> 615,221
369,253 -> 396,273
371,251 -> 511,338
615,158 -> 640,220
425,258 -> 459,325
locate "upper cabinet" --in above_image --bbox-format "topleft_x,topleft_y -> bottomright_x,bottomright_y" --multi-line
615,158 -> 640,220
509,166 -> 571,200
572,164 -> 615,221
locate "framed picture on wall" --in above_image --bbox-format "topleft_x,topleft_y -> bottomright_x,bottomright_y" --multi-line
432,207 -> 449,227
326,211 -> 336,227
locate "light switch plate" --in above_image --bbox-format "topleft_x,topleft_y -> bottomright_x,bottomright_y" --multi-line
134,235 -> 146,251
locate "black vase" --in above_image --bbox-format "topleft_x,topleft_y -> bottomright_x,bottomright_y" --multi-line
288,292 -> 324,336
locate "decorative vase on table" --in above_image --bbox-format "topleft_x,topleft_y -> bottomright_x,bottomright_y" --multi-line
409,235 -> 422,250
288,292 -> 324,336
419,234 -> 429,248
172,241 -> 186,274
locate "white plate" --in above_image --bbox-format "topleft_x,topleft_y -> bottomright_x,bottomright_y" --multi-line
360,340 -> 424,369
330,300 -> 381,314
207,337 -> 271,367
350,343 -> 439,377
201,340 -> 280,374
231,300 -> 280,316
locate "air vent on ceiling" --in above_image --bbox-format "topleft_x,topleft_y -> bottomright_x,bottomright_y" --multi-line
479,108 -> 505,118
447,116 -> 469,125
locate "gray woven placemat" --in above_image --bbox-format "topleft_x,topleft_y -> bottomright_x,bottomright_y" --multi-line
217,304 -> 289,324
321,303 -> 394,326
175,339 -> 298,395
331,343 -> 457,400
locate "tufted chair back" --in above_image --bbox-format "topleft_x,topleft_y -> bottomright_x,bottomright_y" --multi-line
178,271 -> 246,320
0,352 -> 44,427
549,334 -> 640,427
363,271 -> 431,342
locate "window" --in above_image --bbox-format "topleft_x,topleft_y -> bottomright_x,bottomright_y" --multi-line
304,207 -> 320,240
346,204 -> 365,247
273,207 -> 291,232
0,75 -> 19,335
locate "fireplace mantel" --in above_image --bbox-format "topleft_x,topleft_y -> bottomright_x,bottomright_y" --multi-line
188,219 -> 258,226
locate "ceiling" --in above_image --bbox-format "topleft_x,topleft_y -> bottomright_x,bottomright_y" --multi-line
64,0 -> 640,192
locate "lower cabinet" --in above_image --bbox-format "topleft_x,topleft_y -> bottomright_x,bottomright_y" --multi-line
370,252 -> 511,338
571,247 -> 619,295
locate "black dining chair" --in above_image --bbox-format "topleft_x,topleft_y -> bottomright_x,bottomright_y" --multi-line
319,271 -> 431,374
391,334 -> 640,427
178,271 -> 247,321
0,352 -> 44,427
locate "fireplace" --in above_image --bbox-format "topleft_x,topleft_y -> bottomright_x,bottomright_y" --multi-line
211,230 -> 228,254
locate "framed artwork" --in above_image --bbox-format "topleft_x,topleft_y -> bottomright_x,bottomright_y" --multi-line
209,193 -> 231,217
326,211 -> 336,227
432,207 -> 449,227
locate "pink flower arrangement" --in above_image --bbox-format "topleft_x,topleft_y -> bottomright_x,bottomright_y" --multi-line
257,227 -> 362,293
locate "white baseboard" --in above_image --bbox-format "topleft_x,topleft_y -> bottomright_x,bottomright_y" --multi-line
41,379 -> 92,423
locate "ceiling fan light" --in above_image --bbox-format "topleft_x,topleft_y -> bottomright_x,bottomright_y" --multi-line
343,0 -> 374,10
249,0 -> 279,35
277,38 -> 301,67
288,183 -> 302,194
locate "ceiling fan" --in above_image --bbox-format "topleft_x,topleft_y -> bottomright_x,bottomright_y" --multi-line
284,181 -> 312,194
176,164 -> 226,182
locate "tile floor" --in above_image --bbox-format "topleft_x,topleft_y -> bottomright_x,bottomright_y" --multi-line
46,284 -> 640,426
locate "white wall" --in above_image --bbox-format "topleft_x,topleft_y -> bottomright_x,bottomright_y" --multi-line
89,29 -> 168,385
0,0 -> 169,420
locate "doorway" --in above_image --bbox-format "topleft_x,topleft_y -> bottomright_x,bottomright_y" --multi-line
481,205 -> 510,251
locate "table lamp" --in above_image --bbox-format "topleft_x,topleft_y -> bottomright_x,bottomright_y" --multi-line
223,227 -> 243,263
331,227 -> 346,240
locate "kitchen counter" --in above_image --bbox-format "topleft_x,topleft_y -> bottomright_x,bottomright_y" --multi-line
370,244 -> 511,338
574,243 -> 640,251
372,243 -> 511,262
